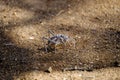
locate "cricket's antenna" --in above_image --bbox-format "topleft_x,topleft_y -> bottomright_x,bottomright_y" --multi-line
48,29 -> 55,36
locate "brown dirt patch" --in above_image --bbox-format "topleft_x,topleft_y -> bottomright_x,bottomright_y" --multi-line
0,0 -> 120,80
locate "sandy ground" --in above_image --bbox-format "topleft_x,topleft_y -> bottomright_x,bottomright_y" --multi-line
0,0 -> 120,80
14,68 -> 120,80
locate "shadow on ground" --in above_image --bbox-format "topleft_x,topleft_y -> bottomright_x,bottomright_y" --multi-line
0,28 -> 36,80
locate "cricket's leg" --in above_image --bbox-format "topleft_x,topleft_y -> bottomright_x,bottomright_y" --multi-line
42,37 -> 48,53
54,45 -> 56,54
48,29 -> 55,36
63,43 -> 66,53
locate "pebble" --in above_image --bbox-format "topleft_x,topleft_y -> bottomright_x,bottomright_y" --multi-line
45,67 -> 52,73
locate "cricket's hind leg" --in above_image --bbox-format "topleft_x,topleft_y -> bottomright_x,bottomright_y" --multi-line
42,37 -> 48,53
48,30 -> 55,36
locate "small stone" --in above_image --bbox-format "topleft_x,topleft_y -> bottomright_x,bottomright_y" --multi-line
3,15 -> 7,18
12,12 -> 17,16
74,66 -> 77,70
29,36 -> 34,40
118,64 -> 120,67
45,67 -> 52,73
